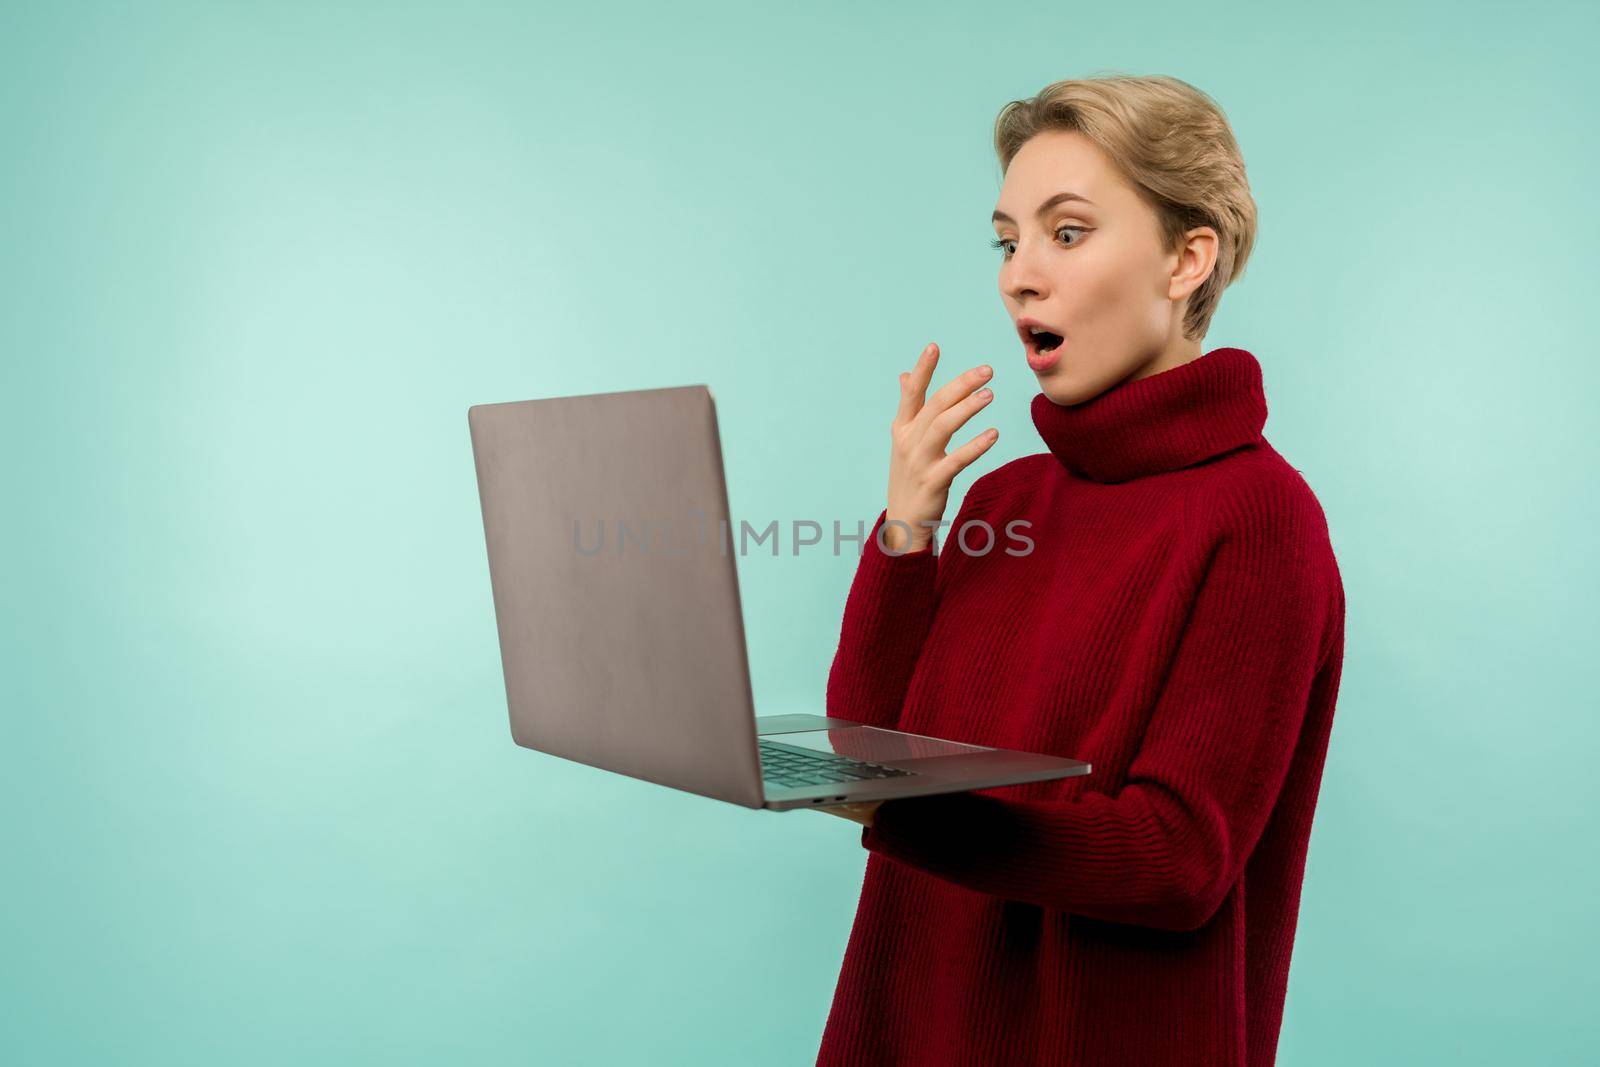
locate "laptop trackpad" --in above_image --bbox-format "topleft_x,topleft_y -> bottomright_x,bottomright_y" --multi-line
772,727 -> 997,764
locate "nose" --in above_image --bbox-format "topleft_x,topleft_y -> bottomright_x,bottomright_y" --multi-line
999,238 -> 1048,305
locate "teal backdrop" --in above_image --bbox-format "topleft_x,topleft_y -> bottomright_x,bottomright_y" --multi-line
4,2 -> 1596,1063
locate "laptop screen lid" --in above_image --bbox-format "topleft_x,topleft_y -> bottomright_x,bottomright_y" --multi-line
468,384 -> 766,808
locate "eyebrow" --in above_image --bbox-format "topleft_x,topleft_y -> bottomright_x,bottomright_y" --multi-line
991,191 -> 1095,225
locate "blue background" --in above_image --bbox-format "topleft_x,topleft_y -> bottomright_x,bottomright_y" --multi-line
3,2 -> 1596,1063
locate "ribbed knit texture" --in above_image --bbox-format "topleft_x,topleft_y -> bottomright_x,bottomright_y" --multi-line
816,347 -> 1346,1067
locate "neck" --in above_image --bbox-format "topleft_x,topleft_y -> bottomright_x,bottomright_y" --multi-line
1127,335 -> 1205,384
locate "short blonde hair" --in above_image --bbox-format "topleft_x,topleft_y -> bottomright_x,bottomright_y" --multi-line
994,73 -> 1257,341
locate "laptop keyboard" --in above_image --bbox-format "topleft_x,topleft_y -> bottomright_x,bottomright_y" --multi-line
759,738 -> 917,789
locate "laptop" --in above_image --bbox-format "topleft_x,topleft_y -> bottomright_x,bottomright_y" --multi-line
467,383 -> 1091,812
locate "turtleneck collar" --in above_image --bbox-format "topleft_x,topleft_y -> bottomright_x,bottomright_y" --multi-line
1029,346 -> 1267,483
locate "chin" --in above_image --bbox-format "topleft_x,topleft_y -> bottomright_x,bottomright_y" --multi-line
1037,348 -> 1152,406
1037,368 -> 1113,407
1040,386 -> 1095,407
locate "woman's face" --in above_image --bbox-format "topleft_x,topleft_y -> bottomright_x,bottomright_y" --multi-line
992,130 -> 1218,405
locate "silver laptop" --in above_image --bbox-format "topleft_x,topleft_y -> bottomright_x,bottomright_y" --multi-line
467,383 -> 1091,812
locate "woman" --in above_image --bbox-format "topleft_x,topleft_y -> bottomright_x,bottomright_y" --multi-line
813,75 -> 1346,1067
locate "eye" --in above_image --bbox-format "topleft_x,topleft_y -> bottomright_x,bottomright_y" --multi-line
989,226 -> 1089,258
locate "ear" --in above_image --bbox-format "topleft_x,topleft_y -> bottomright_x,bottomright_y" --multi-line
1168,226 -> 1220,303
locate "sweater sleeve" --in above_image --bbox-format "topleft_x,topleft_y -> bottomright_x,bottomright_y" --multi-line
824,478 -> 998,730
859,492 -> 1344,931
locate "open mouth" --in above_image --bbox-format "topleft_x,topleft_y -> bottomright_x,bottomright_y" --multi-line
1019,322 -> 1065,356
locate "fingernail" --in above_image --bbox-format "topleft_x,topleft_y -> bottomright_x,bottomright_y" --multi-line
976,388 -> 991,399
980,365 -> 992,376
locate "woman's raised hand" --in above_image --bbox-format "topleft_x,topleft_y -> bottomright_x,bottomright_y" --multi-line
882,343 -> 1000,554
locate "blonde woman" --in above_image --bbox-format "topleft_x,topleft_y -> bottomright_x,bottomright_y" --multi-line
815,74 -> 1345,1067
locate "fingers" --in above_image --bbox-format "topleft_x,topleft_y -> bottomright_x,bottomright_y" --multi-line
931,425 -> 1001,485
927,382 -> 994,445
923,361 -> 993,425
895,343 -> 938,425
817,802 -> 876,826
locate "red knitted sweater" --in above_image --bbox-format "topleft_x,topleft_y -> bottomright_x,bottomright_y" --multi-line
815,347 -> 1346,1066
